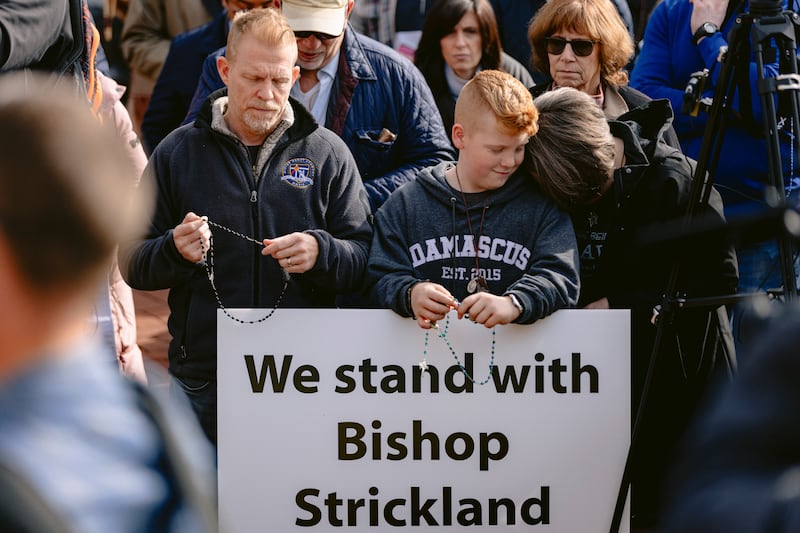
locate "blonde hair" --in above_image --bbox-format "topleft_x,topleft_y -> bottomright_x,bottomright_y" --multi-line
527,0 -> 634,87
455,70 -> 538,137
526,88 -> 615,211
227,8 -> 297,64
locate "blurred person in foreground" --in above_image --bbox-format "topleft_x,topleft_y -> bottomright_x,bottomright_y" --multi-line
0,73 -> 217,533
0,0 -> 152,384
662,303 -> 800,532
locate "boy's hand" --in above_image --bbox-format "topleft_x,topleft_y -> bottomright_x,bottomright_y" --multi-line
410,282 -> 457,329
458,293 -> 521,328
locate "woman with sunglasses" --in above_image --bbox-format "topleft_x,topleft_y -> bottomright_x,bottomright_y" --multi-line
414,0 -> 534,146
527,0 -> 680,148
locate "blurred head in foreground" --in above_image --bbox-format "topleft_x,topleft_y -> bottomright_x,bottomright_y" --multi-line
0,72 -> 153,379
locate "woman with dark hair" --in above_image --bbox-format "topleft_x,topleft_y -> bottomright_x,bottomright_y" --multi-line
527,0 -> 680,149
415,0 -> 533,143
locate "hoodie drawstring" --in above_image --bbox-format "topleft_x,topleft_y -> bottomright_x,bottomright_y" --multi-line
449,196 -> 457,295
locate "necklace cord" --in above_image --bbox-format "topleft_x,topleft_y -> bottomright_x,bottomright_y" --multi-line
454,165 -> 484,276
449,196 -> 457,295
422,166 -> 496,383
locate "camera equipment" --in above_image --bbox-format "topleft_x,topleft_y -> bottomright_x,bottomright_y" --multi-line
752,0 -> 784,16
611,1 -> 800,531
681,69 -> 711,116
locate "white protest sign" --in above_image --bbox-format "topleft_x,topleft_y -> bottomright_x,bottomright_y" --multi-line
218,309 -> 630,532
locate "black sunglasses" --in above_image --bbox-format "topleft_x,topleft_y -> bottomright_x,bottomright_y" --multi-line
294,30 -> 340,41
544,37 -> 598,57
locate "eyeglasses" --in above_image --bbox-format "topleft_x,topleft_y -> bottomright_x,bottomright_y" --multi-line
294,30 -> 340,41
544,37 -> 598,57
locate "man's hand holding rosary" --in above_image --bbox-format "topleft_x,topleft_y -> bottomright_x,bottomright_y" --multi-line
172,211 -> 319,276
173,212 -> 211,264
262,232 -> 319,274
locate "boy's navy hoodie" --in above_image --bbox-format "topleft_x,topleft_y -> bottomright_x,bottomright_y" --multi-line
367,161 -> 579,323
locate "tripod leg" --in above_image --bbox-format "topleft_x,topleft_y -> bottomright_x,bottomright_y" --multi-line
750,12 -> 800,300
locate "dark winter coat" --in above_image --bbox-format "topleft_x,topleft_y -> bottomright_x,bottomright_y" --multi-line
120,94 -> 373,380
185,24 -> 455,210
576,98 -> 738,527
0,0 -> 95,99
663,304 -> 800,532
141,9 -> 229,154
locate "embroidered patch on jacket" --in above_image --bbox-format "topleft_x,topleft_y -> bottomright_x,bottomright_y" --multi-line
280,158 -> 315,188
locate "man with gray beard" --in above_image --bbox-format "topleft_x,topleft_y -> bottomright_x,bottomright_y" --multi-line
120,8 -> 372,445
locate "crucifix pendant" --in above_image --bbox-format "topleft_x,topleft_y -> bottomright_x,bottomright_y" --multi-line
467,276 -> 489,294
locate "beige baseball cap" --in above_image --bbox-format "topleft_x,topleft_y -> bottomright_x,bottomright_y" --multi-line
281,0 -> 348,36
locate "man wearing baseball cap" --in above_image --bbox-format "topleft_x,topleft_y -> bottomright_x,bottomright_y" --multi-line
281,0 -> 348,36
185,0 -> 454,211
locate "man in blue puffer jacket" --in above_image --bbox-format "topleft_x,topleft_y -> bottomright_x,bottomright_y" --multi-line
185,0 -> 455,211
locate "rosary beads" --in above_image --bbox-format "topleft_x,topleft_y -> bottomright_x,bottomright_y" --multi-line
421,313 -> 496,386
199,219 -> 288,324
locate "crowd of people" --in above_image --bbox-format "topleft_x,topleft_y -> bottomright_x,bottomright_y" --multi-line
1,0 -> 800,531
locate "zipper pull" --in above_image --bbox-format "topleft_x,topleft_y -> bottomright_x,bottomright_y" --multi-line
250,190 -> 257,203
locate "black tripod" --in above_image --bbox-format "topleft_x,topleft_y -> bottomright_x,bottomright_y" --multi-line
611,2 -> 800,531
